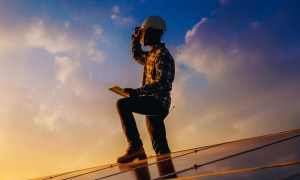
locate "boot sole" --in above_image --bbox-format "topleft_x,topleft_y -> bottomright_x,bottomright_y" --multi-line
117,153 -> 147,163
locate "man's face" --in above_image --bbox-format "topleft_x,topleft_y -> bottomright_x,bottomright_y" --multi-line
140,28 -> 149,46
140,28 -> 162,46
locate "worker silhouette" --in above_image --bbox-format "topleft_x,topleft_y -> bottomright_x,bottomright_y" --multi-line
116,16 -> 175,163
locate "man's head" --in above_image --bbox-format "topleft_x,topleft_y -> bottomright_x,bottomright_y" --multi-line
140,16 -> 166,46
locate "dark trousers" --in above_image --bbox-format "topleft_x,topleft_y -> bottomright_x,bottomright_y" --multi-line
116,96 -> 170,155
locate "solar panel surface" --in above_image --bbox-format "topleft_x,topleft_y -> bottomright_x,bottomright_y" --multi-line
32,128 -> 300,180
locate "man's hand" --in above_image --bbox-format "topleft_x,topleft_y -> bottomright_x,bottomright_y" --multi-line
133,27 -> 142,38
124,88 -> 138,97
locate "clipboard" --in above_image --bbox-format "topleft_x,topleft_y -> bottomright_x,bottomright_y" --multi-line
109,86 -> 128,97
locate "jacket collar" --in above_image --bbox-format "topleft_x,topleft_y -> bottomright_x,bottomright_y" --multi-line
149,42 -> 165,53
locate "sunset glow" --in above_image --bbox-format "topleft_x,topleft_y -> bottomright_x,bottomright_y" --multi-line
0,0 -> 300,179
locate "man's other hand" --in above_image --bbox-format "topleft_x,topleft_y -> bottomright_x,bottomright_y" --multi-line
124,88 -> 138,97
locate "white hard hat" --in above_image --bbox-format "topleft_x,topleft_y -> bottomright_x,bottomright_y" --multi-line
141,16 -> 166,31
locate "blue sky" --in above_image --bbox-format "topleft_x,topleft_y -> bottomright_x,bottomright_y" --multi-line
0,0 -> 300,179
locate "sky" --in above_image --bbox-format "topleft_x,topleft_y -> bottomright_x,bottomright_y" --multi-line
0,0 -> 300,179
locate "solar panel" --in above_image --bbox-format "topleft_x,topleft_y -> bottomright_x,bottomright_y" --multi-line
32,128 -> 300,180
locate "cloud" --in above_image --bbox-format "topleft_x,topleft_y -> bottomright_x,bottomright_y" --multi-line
26,20 -> 73,53
1,1 -> 300,179
34,102 -> 64,131
55,56 -> 80,84
25,19 -> 105,63
94,25 -> 103,36
170,0 -> 300,150
0,4 -> 121,179
0,83 -> 124,179
112,5 -> 120,14
185,17 -> 208,43
110,5 -> 135,26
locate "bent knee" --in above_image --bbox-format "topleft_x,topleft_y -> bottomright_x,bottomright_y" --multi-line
116,98 -> 128,109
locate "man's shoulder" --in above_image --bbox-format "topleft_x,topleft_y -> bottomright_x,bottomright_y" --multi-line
157,44 -> 172,56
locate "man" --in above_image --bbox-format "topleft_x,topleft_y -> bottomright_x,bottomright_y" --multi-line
116,16 -> 175,163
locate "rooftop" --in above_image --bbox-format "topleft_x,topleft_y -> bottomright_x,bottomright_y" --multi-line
32,128 -> 300,179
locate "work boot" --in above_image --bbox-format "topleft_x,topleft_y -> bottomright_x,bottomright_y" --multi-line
157,147 -> 171,155
117,146 -> 147,164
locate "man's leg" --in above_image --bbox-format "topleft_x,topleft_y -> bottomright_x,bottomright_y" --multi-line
116,96 -> 169,163
146,115 -> 171,155
116,97 -> 143,148
116,97 -> 147,163
116,96 -> 168,147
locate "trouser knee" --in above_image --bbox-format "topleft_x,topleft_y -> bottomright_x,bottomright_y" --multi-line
116,98 -> 128,110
